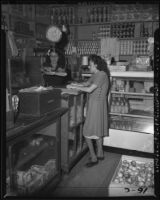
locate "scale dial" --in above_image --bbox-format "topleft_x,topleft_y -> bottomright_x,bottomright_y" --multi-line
46,25 -> 62,42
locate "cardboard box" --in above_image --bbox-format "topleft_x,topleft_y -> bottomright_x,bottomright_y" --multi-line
108,155 -> 154,196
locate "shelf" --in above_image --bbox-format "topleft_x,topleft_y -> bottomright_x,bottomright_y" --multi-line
9,14 -> 35,22
15,143 -> 48,169
69,20 -> 159,26
82,71 -> 154,79
110,115 -> 153,134
111,91 -> 154,96
110,71 -> 154,78
109,112 -> 153,119
36,38 -> 49,42
119,54 -> 148,56
13,32 -> 34,38
35,18 -> 50,24
119,37 -> 149,40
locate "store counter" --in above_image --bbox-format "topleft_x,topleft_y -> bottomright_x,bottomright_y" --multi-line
6,107 -> 68,196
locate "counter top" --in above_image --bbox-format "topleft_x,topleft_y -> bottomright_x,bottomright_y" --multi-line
7,107 -> 68,142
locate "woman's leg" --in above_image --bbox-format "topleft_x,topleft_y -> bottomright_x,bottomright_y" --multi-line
85,138 -> 97,162
96,138 -> 104,158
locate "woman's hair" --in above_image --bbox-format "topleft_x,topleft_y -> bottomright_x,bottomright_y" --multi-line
45,46 -> 66,71
88,54 -> 110,77
45,47 -> 55,64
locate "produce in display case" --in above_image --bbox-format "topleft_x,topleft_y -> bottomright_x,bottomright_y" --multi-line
11,134 -> 58,195
16,159 -> 56,194
108,155 -> 154,196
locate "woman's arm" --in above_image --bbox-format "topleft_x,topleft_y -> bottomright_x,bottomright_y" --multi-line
74,83 -> 97,93
82,81 -> 91,87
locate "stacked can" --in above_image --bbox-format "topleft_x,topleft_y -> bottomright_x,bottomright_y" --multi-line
97,25 -> 111,39
120,40 -> 133,55
77,41 -> 100,55
51,7 -> 75,25
111,23 -> 135,38
87,6 -> 109,23
133,40 -> 148,55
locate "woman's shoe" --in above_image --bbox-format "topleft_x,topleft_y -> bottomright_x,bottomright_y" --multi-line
97,156 -> 104,160
85,160 -> 98,167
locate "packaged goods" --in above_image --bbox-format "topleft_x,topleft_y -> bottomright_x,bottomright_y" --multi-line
109,155 -> 154,196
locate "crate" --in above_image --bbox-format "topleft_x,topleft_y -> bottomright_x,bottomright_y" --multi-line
108,155 -> 154,196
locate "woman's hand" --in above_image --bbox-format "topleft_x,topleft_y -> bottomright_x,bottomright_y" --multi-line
72,84 -> 97,93
71,83 -> 84,87
43,67 -> 51,72
57,67 -> 65,72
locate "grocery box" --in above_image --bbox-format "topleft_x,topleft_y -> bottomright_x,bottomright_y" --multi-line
108,155 -> 154,196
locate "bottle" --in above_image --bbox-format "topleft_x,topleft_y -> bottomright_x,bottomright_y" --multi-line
112,78 -> 116,91
124,98 -> 129,114
122,121 -> 126,130
121,98 -> 125,114
111,97 -> 116,113
87,8 -> 91,23
115,98 -> 120,113
90,9 -> 94,23
125,81 -> 130,92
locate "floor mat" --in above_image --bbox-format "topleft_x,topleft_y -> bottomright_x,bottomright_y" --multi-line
52,151 -> 121,197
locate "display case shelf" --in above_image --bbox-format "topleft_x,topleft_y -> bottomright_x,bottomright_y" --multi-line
105,70 -> 154,153
82,71 -> 154,79
109,112 -> 153,119
15,143 -> 48,169
111,91 -> 153,96
110,115 -> 153,134
111,71 -> 154,78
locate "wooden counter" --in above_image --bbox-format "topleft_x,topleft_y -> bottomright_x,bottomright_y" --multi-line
7,107 -> 68,142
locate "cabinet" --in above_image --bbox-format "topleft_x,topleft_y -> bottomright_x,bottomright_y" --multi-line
60,90 -> 88,172
104,71 -> 154,153
6,108 -> 68,197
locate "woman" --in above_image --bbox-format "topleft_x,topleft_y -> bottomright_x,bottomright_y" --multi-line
71,55 -> 110,167
43,48 -> 64,72
42,48 -> 71,86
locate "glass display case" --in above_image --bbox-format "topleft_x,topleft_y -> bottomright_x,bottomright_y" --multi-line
104,71 -> 154,153
6,109 -> 67,197
60,91 -> 88,172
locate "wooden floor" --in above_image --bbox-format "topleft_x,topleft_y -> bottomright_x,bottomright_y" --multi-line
51,151 -> 121,197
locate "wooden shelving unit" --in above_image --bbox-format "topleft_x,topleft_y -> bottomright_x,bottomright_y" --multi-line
60,91 -> 88,173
